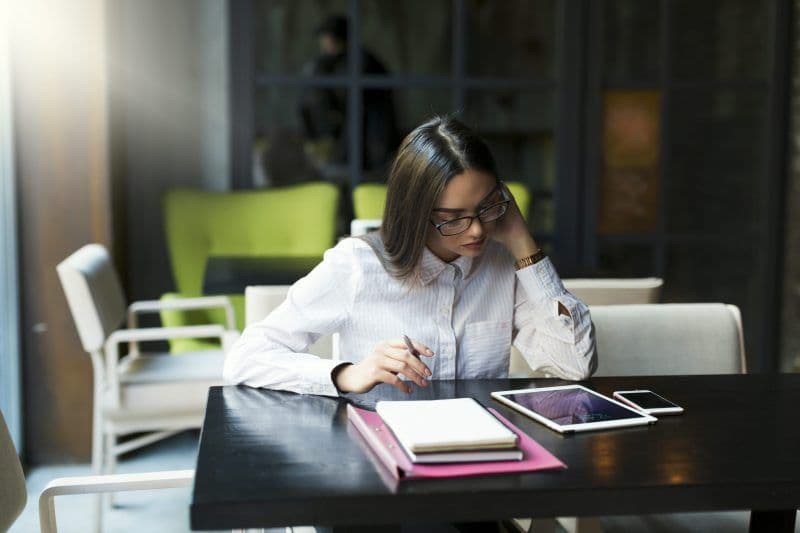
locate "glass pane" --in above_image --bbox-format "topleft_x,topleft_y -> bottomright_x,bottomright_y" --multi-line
465,91 -> 555,188
466,91 -> 555,236
360,89 -> 452,180
671,0 -> 770,81
394,89 -> 453,138
531,196 -> 555,235
253,0 -> 349,76
540,241 -> 555,259
255,87 -> 349,187
666,89 -> 768,234
597,243 -> 655,277
360,0 -> 451,76
603,0 -> 661,82
466,0 -> 556,79
665,240 -> 762,365
598,90 -> 662,235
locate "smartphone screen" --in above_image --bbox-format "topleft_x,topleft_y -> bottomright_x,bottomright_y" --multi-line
618,391 -> 678,410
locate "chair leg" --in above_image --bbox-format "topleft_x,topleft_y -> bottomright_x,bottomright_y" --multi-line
527,518 -> 559,532
557,517 -> 603,533
91,407 -> 104,533
104,432 -> 118,508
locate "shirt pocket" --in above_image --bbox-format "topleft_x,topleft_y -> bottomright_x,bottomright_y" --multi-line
460,320 -> 512,378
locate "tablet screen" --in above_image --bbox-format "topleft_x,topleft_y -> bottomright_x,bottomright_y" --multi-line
503,388 -> 643,425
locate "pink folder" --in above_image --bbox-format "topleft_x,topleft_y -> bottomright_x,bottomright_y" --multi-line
347,404 -> 566,479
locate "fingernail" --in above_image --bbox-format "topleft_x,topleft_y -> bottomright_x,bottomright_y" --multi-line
426,349 -> 434,355
426,369 -> 432,377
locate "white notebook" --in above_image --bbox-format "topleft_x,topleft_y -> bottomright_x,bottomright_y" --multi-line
403,446 -> 523,464
375,397 -> 518,453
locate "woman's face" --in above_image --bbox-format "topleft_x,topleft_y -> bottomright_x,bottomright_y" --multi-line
426,169 -> 500,262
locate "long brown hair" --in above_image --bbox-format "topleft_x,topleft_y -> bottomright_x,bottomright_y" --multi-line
367,116 -> 498,282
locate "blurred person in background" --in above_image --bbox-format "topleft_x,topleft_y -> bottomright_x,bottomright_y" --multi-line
299,14 -> 398,178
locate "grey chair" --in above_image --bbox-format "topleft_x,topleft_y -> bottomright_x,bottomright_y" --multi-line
509,278 -> 664,378
551,303 -> 746,533
0,410 -> 26,531
0,408 -> 192,533
563,278 -> 663,306
592,303 -> 745,376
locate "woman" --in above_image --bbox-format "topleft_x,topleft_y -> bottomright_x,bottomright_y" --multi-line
224,116 -> 597,396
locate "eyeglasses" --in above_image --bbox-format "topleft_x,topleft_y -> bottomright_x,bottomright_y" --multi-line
430,183 -> 511,237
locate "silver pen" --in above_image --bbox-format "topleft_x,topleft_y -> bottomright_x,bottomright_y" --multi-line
402,334 -> 420,357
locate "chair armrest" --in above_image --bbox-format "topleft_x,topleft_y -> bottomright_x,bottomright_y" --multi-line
39,470 -> 193,533
107,325 -> 228,346
128,296 -> 235,330
104,325 -> 231,408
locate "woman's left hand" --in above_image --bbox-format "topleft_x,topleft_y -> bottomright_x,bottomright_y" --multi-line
490,183 -> 539,260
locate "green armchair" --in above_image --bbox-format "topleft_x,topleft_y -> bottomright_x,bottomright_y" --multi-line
352,183 -> 388,219
352,181 -> 531,221
162,183 -> 340,352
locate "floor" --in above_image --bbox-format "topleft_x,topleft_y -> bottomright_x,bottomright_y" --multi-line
9,430 -> 797,533
599,513 -> 799,533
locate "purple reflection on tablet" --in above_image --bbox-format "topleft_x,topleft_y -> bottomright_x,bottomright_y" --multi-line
505,389 -> 642,425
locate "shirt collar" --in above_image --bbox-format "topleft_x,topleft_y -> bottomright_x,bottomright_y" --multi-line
418,247 -> 475,285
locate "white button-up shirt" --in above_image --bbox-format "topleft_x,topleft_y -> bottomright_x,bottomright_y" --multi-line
224,237 -> 597,397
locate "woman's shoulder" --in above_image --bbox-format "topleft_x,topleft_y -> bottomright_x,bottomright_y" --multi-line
324,235 -> 385,268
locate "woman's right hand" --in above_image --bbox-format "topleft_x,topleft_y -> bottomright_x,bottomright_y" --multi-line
333,338 -> 434,394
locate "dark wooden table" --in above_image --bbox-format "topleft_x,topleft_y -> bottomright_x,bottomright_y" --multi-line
202,256 -> 322,294
191,375 -> 800,531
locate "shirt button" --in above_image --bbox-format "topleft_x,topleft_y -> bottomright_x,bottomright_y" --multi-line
440,306 -> 448,315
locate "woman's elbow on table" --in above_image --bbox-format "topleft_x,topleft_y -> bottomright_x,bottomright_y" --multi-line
578,324 -> 599,380
222,338 -> 263,386
560,321 -> 598,381
222,346 -> 247,385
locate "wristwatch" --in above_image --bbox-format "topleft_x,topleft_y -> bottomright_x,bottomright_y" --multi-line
514,249 -> 546,270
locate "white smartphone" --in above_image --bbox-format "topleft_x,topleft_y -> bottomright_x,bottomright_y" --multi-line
612,390 -> 684,416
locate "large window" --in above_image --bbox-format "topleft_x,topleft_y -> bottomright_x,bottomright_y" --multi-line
230,0 -> 790,371
0,7 -> 21,449
231,0 -> 572,252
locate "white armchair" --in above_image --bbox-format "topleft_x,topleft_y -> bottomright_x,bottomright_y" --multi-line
245,284 -> 336,358
56,244 -> 235,531
350,218 -> 382,237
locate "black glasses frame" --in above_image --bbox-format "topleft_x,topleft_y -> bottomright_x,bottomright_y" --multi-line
429,182 -> 511,237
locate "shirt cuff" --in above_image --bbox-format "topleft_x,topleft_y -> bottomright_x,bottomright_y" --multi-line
516,257 -> 578,328
306,358 -> 348,397
516,256 -> 567,300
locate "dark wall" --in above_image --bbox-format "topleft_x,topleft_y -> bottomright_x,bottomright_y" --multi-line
781,0 -> 800,372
